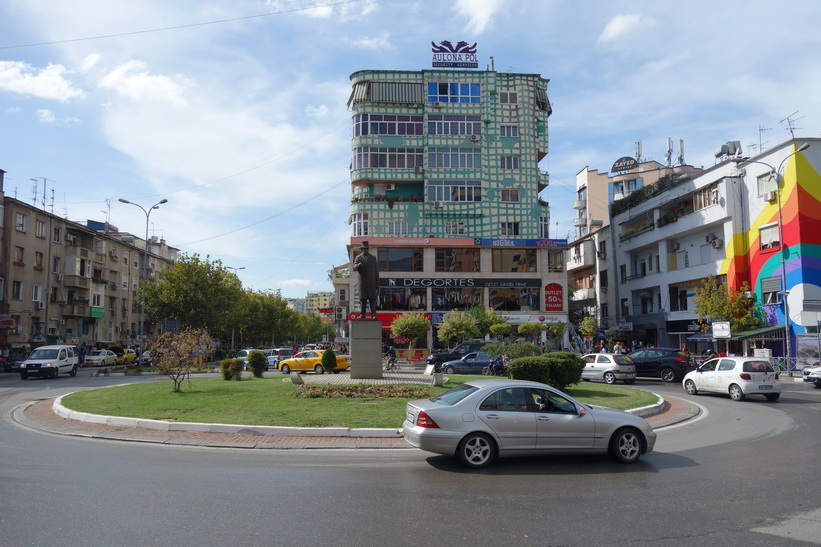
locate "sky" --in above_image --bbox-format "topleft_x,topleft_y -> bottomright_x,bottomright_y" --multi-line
1,0 -> 820,299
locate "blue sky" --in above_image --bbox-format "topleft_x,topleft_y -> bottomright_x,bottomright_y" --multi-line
1,0 -> 820,298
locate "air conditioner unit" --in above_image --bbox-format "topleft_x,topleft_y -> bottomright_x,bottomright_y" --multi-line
57,274 -> 64,281
671,242 -> 680,251
433,101 -> 443,108
59,319 -> 65,325
596,251 -> 607,259
433,201 -> 444,208
712,239 -> 724,249
469,134 -> 480,142
109,250 -> 117,258
763,191 -> 776,202
706,234 -> 717,243
335,306 -> 347,321
414,166 -> 424,174
386,183 -> 396,191
66,235 -> 77,245
37,301 -> 45,310
110,309 -> 117,315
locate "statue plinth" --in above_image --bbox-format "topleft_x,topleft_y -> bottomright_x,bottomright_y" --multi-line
350,320 -> 383,379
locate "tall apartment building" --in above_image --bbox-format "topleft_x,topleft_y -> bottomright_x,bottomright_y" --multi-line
305,291 -> 333,315
334,67 -> 567,349
0,171 -> 177,350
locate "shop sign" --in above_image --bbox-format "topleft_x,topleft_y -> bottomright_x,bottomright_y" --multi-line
431,40 -> 478,68
611,156 -> 638,173
544,283 -> 563,312
474,238 -> 567,248
380,277 -> 541,288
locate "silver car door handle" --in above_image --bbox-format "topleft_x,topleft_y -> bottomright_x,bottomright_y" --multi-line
485,414 -> 501,419
537,416 -> 551,421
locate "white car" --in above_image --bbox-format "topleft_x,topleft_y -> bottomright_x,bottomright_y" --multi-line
581,353 -> 636,385
682,356 -> 782,401
85,349 -> 118,367
803,364 -> 821,388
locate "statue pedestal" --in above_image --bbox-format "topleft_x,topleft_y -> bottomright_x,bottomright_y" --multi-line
350,320 -> 383,379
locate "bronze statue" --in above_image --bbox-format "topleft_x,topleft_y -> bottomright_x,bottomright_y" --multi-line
353,241 -> 379,319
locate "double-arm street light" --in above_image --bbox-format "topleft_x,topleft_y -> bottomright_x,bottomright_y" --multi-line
734,142 -> 810,376
118,198 -> 168,346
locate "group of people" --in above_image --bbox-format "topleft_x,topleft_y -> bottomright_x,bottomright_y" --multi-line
595,340 -> 648,354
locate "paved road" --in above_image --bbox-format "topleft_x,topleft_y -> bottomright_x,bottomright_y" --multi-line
2,371 -> 820,546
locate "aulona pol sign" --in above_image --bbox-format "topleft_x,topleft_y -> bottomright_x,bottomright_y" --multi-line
431,40 -> 478,68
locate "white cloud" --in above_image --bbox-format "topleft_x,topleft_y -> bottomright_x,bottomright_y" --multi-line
98,61 -> 190,105
0,61 -> 86,102
349,31 -> 391,51
80,53 -> 102,73
36,109 -> 56,124
598,14 -> 657,44
455,0 -> 505,34
306,104 -> 329,119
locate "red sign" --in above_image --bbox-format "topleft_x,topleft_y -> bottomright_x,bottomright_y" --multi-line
544,283 -> 563,312
347,312 -> 431,330
318,308 -> 334,313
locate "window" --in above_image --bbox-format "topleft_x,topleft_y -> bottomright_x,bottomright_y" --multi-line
435,248 -> 479,272
757,171 -> 777,196
14,247 -> 24,265
388,221 -> 408,237
432,287 -> 482,311
759,223 -> 779,249
123,251 -> 129,266
377,287 -> 427,311
427,82 -> 481,104
489,287 -> 539,311
351,147 -> 424,170
492,249 -> 535,272
34,252 -> 44,270
499,124 -> 519,137
500,155 -> 520,170
352,213 -> 369,237
600,270 -> 608,288
693,183 -> 719,210
50,286 -> 58,303
761,276 -> 782,304
428,148 -> 481,169
444,221 -> 465,235
499,90 -> 518,104
620,264 -> 627,283
15,213 -> 26,232
539,216 -> 550,238
377,248 -> 423,272
122,273 -> 129,291
35,220 -> 46,238
352,114 -> 423,137
12,281 -> 22,300
53,226 -> 62,243
500,222 -> 520,237
501,188 -> 520,202
428,115 -> 481,136
32,285 -> 42,302
427,180 -> 482,202
621,298 -> 629,316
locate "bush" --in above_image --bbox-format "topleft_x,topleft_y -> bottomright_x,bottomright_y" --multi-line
482,341 -> 542,360
221,359 -> 243,381
248,350 -> 267,378
508,352 -> 584,390
321,348 -> 337,373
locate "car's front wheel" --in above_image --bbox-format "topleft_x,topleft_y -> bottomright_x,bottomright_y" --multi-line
20,372 -> 28,380
603,372 -> 616,384
729,384 -> 745,401
314,364 -> 324,374
457,432 -> 496,469
660,368 -> 676,383
52,368 -> 59,379
609,428 -> 643,464
684,379 -> 698,395
281,364 -> 291,374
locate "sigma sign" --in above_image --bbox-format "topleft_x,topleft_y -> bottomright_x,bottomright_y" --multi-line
544,283 -> 563,312
431,40 -> 478,68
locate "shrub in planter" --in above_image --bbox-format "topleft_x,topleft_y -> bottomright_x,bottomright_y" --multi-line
321,348 -> 337,373
221,359 -> 243,380
508,352 -> 584,390
248,350 -> 267,378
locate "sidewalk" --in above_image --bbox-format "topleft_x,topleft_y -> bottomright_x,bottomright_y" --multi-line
14,372 -> 700,450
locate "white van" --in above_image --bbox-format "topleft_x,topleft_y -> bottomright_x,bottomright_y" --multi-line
20,345 -> 79,379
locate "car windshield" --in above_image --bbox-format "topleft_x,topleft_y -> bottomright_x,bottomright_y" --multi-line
430,383 -> 480,405
28,348 -> 59,360
89,350 -> 106,356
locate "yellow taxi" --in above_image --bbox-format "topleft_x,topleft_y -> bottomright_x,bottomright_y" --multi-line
277,350 -> 350,374
114,348 -> 138,365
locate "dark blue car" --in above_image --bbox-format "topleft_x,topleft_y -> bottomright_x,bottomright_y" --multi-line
440,352 -> 498,375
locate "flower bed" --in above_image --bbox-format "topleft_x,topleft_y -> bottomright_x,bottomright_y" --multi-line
295,384 -> 430,399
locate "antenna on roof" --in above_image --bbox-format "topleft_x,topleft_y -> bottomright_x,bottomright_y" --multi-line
758,124 -> 771,152
635,140 -> 642,162
780,111 -> 804,139
665,138 -> 673,167
677,139 -> 685,166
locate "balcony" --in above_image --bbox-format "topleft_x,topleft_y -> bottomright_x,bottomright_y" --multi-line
64,275 -> 90,289
63,304 -> 89,317
573,217 -> 586,227
573,288 -> 596,301
573,199 -> 586,210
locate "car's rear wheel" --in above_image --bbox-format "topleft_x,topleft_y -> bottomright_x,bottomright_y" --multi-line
609,428 -> 643,464
729,384 -> 745,401
603,372 -> 616,384
764,393 -> 780,401
314,364 -> 324,374
660,368 -> 676,383
457,432 -> 496,469
684,379 -> 698,395
623,379 -> 635,385
281,364 -> 290,374
445,365 -> 455,374
69,365 -> 77,377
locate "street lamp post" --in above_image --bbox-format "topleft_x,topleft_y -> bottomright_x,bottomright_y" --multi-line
734,143 -> 809,376
226,266 -> 245,350
118,198 -> 168,347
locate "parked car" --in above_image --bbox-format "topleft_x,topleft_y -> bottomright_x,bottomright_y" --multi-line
805,366 -> 821,388
440,352 -> 500,375
265,347 -> 294,369
627,348 -> 694,382
234,349 -> 268,371
682,356 -> 782,401
85,349 -> 118,367
136,350 -> 153,367
581,353 -> 637,384
112,348 -> 137,365
277,350 -> 349,374
403,379 -> 656,468
427,342 -> 486,371
19,345 -> 79,379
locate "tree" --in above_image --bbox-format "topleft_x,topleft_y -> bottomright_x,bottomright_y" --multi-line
489,322 -> 513,338
579,316 -> 598,338
518,322 -> 548,341
143,254 -> 243,337
436,311 -> 479,346
693,275 -> 764,333
466,306 -> 507,337
147,329 -> 214,392
391,313 -> 430,356
321,347 -> 337,373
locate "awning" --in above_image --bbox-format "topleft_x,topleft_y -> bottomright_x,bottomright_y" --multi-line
688,325 -> 783,342
0,314 -> 16,329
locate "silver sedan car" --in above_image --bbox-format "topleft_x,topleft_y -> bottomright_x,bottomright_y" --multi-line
403,379 -> 656,468
582,353 -> 636,384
